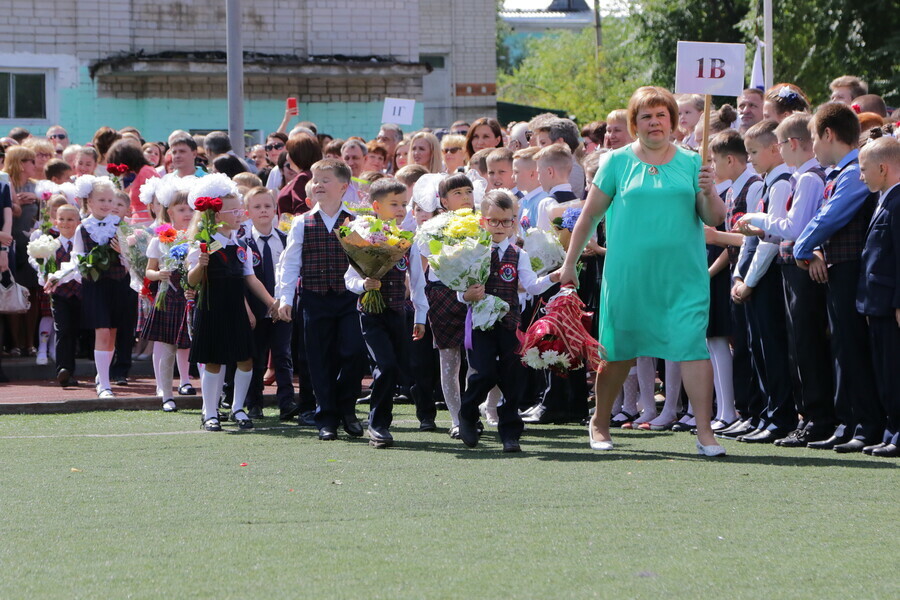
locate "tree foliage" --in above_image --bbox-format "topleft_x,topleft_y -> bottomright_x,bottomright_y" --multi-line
497,23 -> 650,123
498,0 -> 900,119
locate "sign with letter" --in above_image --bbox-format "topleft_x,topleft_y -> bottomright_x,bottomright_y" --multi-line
381,98 -> 416,126
675,41 -> 746,97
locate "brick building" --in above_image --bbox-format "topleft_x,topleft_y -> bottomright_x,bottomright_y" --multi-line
0,0 -> 497,143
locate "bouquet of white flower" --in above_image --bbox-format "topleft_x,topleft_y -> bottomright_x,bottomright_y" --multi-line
522,227 -> 566,276
26,234 -> 62,281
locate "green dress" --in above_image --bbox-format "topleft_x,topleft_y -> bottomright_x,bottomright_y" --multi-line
592,144 -> 709,362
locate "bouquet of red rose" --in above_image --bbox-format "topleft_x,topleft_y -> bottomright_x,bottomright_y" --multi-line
517,285 -> 604,376
188,174 -> 234,308
106,163 -> 129,189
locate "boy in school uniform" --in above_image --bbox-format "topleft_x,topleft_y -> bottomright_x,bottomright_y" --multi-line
706,130 -> 766,440
241,186 -> 298,421
344,178 -> 428,448
855,137 -> 900,458
729,120 -> 797,443
534,144 -> 578,231
486,148 -> 516,192
512,146 -> 548,231
457,190 -> 560,452
276,158 -> 366,441
794,103 -> 881,453
46,203 -> 81,386
735,113 -> 835,446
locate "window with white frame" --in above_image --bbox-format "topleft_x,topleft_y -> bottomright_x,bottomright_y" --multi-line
0,71 -> 48,120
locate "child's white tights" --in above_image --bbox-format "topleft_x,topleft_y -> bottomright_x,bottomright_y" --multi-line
438,347 -> 462,427
707,337 -> 736,423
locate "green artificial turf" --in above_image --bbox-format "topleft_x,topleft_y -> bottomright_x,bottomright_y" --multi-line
1,407 -> 897,599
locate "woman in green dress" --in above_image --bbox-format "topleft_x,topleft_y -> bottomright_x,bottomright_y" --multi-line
559,86 -> 727,456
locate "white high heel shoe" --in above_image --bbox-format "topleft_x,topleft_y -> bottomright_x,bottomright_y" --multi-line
696,439 -> 726,457
589,426 -> 614,451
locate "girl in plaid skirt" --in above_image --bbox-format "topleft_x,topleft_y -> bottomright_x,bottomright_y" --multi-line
142,179 -> 194,412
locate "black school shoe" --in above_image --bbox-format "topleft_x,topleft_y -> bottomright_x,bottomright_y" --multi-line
230,409 -> 255,430
368,427 -> 394,449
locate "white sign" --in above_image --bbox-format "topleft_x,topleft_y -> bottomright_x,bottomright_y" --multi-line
675,41 -> 746,97
381,98 -> 416,126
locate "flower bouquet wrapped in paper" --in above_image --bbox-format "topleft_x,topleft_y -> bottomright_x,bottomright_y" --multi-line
522,227 -> 566,276
116,221 -> 152,292
518,285 -> 604,376
26,234 -> 61,282
153,224 -> 190,311
415,208 -> 508,332
551,205 -> 583,251
338,215 -> 413,313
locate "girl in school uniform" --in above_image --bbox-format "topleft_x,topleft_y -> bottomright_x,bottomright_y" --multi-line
185,174 -> 276,431
142,178 -> 195,412
47,175 -> 130,398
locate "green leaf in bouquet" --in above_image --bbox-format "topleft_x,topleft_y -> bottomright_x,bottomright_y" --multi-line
552,216 -> 563,229
428,239 -> 443,256
531,257 -> 544,272
339,225 -> 352,237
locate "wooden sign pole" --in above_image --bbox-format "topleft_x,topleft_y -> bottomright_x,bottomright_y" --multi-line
700,94 -> 712,164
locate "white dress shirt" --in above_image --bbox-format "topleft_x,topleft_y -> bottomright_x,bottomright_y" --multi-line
743,164 -> 793,288
749,158 -> 825,242
535,183 -> 574,232
250,224 -> 285,264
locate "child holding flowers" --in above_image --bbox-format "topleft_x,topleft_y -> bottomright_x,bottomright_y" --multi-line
46,175 -> 129,399
276,159 -> 366,441
342,178 -> 427,448
142,178 -> 194,412
456,190 -> 559,451
186,174 -> 277,431
414,173 -> 475,437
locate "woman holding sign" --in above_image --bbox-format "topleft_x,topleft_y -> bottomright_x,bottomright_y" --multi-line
557,86 -> 727,456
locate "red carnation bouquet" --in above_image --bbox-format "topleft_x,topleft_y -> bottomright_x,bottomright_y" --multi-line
517,285 -> 605,377
106,163 -> 129,189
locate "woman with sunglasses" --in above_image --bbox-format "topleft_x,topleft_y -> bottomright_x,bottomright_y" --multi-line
260,132 -> 289,191
440,134 -> 467,173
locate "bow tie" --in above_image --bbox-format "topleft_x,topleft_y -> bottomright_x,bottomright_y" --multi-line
96,221 -> 107,227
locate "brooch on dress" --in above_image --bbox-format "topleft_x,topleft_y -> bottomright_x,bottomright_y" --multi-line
647,166 -> 659,175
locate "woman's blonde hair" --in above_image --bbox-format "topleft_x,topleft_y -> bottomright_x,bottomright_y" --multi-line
2,145 -> 36,187
408,131 -> 442,173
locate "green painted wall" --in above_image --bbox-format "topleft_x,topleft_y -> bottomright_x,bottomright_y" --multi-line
58,68 -> 425,145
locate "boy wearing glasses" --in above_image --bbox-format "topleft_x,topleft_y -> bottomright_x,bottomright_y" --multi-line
457,190 -> 560,452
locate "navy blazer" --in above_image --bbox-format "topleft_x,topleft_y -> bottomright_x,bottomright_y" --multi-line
242,228 -> 288,318
856,185 -> 900,317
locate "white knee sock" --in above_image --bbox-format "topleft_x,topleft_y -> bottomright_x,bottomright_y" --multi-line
621,369 -> 638,416
153,342 -> 176,401
438,347 -> 462,427
94,350 -> 113,392
634,357 -> 658,423
707,337 -> 736,423
231,368 -> 253,418
176,348 -> 191,387
38,317 -> 53,354
486,386 -> 501,411
200,368 -> 225,420
650,361 -> 682,425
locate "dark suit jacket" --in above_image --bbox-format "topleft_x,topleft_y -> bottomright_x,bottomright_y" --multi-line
856,185 -> 900,316
242,228 -> 288,318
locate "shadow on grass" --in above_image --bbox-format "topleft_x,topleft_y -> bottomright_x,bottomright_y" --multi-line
237,419 -> 899,469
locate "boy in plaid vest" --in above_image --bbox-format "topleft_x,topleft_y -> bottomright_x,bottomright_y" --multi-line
794,102 -> 880,453
276,159 -> 366,441
735,114 -> 835,447
457,190 -> 559,452
344,178 -> 428,448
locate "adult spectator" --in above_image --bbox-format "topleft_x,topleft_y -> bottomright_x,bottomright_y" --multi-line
581,121 -> 606,153
408,132 -> 442,173
106,139 -> 158,223
737,89 -> 765,132
558,86 -> 726,456
464,117 -> 503,159
829,75 -> 867,104
163,136 -> 201,181
277,134 -> 322,215
92,126 -> 122,174
341,139 -> 367,178
46,125 -> 70,156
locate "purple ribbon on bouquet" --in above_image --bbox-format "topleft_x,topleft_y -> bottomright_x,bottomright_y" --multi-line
464,305 -> 474,350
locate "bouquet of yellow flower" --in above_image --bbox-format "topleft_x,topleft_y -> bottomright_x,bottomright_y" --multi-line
414,208 -> 509,332
338,216 -> 414,313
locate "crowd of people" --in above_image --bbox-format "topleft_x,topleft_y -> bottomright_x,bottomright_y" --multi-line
0,74 -> 897,457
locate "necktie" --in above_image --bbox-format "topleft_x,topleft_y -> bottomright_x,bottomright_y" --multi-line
259,235 -> 275,293
67,240 -> 73,254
